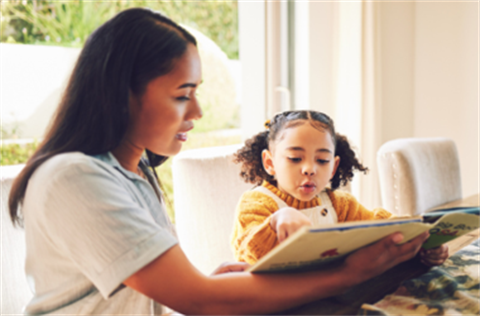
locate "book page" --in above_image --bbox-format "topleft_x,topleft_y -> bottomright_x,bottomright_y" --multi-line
422,212 -> 480,249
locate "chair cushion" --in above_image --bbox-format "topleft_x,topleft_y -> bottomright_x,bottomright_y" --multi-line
377,138 -> 461,216
172,145 -> 253,274
1,164 -> 32,314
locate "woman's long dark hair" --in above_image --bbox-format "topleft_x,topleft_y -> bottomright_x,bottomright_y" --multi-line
8,8 -> 196,227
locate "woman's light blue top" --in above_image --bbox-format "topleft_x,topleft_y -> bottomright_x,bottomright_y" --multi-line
22,152 -> 177,315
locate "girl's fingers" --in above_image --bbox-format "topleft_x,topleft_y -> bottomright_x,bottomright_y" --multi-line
420,251 -> 448,260
277,228 -> 287,243
419,244 -> 449,266
420,259 -> 434,267
421,257 -> 446,266
420,245 -> 449,259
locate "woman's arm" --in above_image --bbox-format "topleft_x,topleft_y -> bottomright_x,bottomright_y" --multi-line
124,231 -> 429,315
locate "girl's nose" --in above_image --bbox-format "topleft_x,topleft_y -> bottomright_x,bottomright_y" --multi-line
302,164 -> 315,176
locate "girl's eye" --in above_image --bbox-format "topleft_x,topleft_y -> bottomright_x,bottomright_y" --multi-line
288,157 -> 301,163
176,96 -> 190,101
317,159 -> 330,164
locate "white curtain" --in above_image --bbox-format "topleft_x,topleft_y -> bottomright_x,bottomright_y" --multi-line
333,1 -> 382,209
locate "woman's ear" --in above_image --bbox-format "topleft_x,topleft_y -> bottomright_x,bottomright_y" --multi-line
128,90 -> 141,117
330,156 -> 340,179
262,149 -> 275,176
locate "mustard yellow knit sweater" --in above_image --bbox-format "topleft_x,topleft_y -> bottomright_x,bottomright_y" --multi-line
230,181 -> 392,265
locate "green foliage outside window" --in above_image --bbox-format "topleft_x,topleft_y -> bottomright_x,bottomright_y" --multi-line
0,141 -> 39,166
1,0 -> 239,59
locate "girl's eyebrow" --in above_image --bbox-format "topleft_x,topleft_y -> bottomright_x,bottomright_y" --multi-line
287,147 -> 332,153
286,146 -> 304,152
316,148 -> 332,153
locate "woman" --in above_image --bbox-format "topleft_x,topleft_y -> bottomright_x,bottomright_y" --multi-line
9,8 -> 429,315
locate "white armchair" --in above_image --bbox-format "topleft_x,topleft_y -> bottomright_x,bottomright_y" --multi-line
377,137 -> 462,216
172,144 -> 252,275
1,164 -> 32,314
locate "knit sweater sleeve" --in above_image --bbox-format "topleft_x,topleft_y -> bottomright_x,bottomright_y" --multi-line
327,189 -> 392,222
230,190 -> 280,265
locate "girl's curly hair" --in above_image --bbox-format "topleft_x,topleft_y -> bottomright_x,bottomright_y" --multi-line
233,110 -> 368,191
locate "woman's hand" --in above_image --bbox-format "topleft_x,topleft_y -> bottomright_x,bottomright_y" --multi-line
210,261 -> 251,275
270,207 -> 312,242
342,231 -> 430,286
418,244 -> 449,266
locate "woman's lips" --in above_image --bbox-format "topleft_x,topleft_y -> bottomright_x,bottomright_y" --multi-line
176,133 -> 187,141
176,124 -> 194,142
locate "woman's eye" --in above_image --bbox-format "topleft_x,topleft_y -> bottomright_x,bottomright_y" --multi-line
176,96 -> 190,101
317,159 -> 330,164
288,157 -> 301,163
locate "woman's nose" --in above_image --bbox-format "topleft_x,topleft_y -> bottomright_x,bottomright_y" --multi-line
189,97 -> 203,120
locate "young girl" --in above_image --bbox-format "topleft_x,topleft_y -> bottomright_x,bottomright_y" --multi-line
231,110 -> 448,266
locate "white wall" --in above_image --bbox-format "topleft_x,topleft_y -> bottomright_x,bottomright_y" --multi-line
413,2 -> 478,198
379,2 -> 415,143
379,2 -> 479,198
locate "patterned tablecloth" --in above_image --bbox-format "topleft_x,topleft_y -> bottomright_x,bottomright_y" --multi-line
359,239 -> 480,315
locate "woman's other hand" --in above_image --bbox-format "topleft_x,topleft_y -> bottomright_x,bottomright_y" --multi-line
419,244 -> 449,266
343,231 -> 430,286
211,261 -> 251,275
270,207 -> 312,243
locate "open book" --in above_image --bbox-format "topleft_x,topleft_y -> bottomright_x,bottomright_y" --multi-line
248,207 -> 479,273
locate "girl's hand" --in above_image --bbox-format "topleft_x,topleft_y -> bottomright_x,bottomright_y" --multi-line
342,231 -> 430,286
419,244 -> 449,266
211,261 -> 251,275
270,207 -> 312,243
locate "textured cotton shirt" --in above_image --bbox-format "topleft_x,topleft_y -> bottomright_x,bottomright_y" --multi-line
22,152 -> 177,315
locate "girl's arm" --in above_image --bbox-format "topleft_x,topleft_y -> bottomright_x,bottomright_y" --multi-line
330,189 -> 392,222
124,231 -> 429,315
231,191 -> 280,264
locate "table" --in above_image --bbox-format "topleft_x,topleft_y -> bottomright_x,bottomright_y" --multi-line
281,194 -> 480,315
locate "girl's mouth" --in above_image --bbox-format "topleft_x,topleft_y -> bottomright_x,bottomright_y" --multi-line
300,183 -> 316,193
